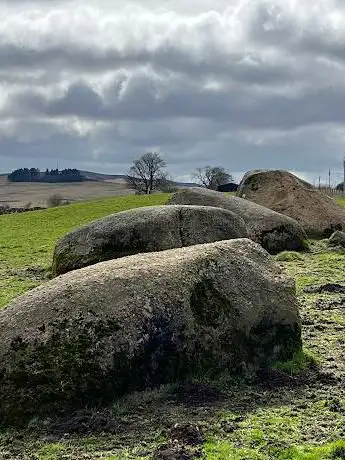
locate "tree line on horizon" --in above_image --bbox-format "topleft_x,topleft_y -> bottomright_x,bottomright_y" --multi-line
126,152 -> 236,195
8,168 -> 85,183
6,153 -> 237,193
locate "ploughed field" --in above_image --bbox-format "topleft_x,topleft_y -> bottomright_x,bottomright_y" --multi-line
0,176 -> 133,209
0,194 -> 345,459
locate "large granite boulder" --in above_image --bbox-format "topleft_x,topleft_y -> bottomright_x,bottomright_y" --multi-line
237,169 -> 345,238
0,239 -> 301,424
52,205 -> 248,276
167,187 -> 308,254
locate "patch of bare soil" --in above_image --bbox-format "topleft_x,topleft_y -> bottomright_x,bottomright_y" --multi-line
303,283 -> 345,293
8,267 -> 49,282
47,409 -> 120,436
153,444 -> 203,460
152,423 -> 204,460
172,383 -> 224,407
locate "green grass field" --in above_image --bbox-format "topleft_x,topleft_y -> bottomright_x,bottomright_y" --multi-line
0,193 -> 169,307
1,194 -> 345,459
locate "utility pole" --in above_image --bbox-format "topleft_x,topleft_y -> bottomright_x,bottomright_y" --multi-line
329,168 -> 331,191
319,176 -> 321,190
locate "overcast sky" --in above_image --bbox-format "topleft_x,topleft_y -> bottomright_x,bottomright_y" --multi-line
1,0 -> 345,184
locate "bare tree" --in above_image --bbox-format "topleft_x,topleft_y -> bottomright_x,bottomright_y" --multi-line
193,166 -> 233,190
155,175 -> 178,193
126,152 -> 167,195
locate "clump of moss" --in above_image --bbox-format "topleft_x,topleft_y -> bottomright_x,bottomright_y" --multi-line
276,251 -> 304,262
272,349 -> 319,376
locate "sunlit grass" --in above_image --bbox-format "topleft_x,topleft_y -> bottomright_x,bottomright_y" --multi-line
0,193 -> 170,307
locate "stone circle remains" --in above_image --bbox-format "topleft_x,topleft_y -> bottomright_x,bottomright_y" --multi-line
167,187 -> 308,254
0,171 -> 312,424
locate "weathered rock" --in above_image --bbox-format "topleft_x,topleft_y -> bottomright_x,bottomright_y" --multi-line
0,239 -> 301,424
167,187 -> 308,254
328,230 -> 345,248
237,169 -> 345,238
52,205 -> 248,276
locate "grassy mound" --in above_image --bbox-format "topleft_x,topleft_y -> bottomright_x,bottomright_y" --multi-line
276,251 -> 305,262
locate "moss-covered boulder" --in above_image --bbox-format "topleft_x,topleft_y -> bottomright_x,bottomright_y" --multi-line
167,188 -> 308,254
52,204 -> 248,276
237,170 -> 345,238
328,230 -> 345,248
0,239 -> 301,424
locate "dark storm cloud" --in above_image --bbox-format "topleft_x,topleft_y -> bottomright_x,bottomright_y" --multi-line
0,41 -> 298,88
6,76 -> 345,132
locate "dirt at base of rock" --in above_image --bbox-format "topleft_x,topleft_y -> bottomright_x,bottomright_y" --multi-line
173,383 -> 223,407
169,423 -> 203,447
303,283 -> 345,294
152,444 -> 202,460
47,409 -> 120,436
153,423 -> 204,460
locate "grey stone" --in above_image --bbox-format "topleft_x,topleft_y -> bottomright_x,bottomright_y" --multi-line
328,230 -> 345,248
52,204 -> 248,276
167,187 -> 308,254
0,239 -> 301,424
